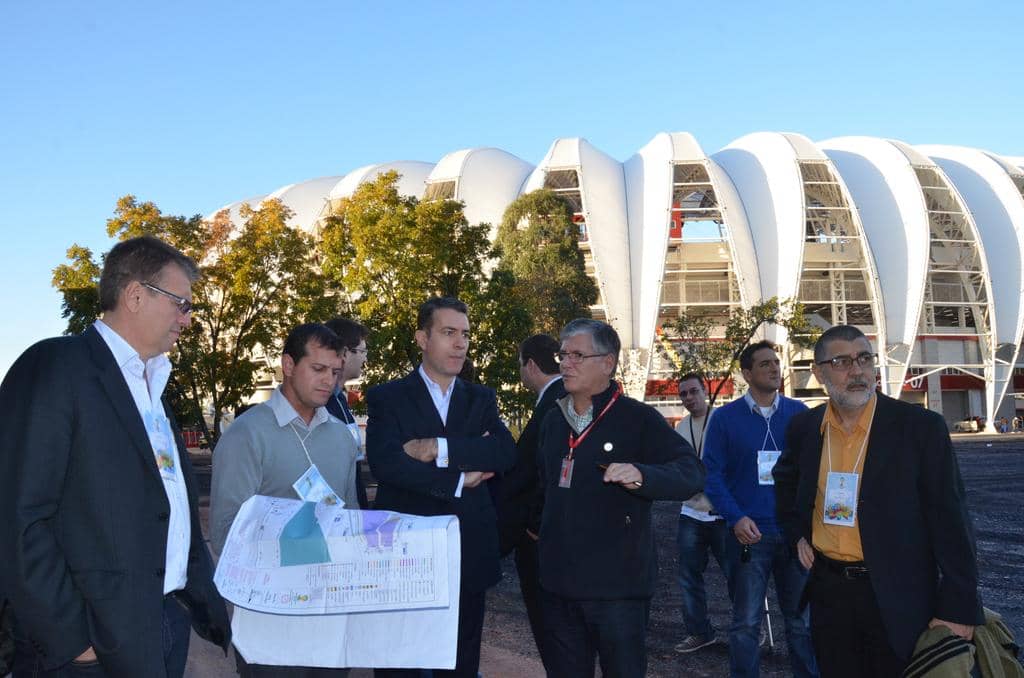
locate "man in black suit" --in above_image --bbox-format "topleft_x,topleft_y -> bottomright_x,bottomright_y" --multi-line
325,315 -> 371,509
0,236 -> 230,678
774,324 -> 983,677
366,297 -> 516,678
495,334 -> 565,670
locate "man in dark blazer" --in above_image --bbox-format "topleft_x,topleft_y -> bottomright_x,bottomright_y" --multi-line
495,333 -> 565,670
0,236 -> 229,678
774,324 -> 983,677
366,297 -> 516,678
325,315 -> 371,509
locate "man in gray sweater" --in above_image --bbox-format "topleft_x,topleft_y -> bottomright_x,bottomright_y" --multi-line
211,322 -> 360,677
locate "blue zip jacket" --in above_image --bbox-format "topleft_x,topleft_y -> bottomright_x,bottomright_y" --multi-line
702,392 -> 807,535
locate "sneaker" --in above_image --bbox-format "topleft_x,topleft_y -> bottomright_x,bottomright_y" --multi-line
674,634 -> 717,654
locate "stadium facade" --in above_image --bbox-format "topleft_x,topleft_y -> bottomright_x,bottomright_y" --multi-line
210,133 -> 1024,427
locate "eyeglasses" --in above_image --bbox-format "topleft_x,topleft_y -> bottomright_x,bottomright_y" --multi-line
556,351 -> 609,364
141,282 -> 193,315
815,351 -> 877,371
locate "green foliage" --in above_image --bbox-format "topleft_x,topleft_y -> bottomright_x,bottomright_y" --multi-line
494,189 -> 598,335
319,171 -> 533,418
52,194 -> 331,444
670,297 -> 820,408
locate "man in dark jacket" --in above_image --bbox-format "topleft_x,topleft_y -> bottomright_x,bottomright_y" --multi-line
537,318 -> 705,678
774,324 -> 983,677
496,334 -> 565,670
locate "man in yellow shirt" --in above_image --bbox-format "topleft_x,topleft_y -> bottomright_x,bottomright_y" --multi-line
774,325 -> 983,677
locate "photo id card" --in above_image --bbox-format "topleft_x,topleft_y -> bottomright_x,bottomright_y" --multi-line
757,450 -> 781,485
823,471 -> 858,527
293,463 -> 343,506
559,458 -> 574,488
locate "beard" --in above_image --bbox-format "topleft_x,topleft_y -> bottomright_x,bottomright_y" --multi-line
821,372 -> 873,410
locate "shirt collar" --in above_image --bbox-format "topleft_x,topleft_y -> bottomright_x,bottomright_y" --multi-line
93,319 -> 171,388
418,364 -> 456,399
266,386 -> 332,430
743,390 -> 779,416
536,375 -> 562,406
821,391 -> 877,434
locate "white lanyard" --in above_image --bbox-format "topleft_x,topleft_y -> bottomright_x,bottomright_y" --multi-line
333,394 -> 355,424
759,413 -> 779,451
825,405 -> 875,475
289,421 -> 315,467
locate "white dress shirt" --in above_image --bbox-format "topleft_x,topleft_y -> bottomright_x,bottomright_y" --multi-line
417,365 -> 466,497
94,319 -> 190,594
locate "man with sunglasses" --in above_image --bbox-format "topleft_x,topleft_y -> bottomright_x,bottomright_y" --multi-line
0,236 -> 230,677
774,325 -> 983,677
536,319 -> 704,677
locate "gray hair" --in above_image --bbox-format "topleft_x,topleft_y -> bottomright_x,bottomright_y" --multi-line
814,325 -> 868,363
560,318 -> 621,369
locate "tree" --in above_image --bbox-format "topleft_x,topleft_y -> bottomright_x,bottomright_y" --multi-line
319,172 -> 532,417
670,298 -> 821,409
52,195 -> 333,444
494,189 -> 598,335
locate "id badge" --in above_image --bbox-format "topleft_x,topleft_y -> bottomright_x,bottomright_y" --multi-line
293,464 -> 343,506
145,411 -> 178,481
823,471 -> 858,527
757,450 -> 781,485
346,422 -> 365,461
559,458 -> 574,488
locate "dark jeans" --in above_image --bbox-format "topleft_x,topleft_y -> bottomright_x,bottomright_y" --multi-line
540,590 -> 649,678
12,593 -> 191,678
726,532 -> 818,678
236,650 -> 350,677
677,514 -> 734,638
513,535 -> 551,669
807,561 -> 906,678
375,589 -> 486,678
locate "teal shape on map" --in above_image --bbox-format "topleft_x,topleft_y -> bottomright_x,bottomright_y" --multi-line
279,501 -> 331,566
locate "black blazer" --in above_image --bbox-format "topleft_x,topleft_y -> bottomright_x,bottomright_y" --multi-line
495,377 -> 566,555
365,369 -> 516,594
774,392 -> 984,660
0,326 -> 229,677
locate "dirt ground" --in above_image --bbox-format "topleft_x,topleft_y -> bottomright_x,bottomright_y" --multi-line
186,433 -> 1024,677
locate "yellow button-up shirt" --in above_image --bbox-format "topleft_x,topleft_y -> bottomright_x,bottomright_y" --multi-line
812,393 -> 877,562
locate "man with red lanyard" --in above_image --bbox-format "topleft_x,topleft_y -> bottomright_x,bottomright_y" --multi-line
536,318 -> 705,677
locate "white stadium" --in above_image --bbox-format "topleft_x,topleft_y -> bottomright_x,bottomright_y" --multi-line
209,134 -> 1024,429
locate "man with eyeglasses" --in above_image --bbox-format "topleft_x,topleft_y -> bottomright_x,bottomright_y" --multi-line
673,373 -> 734,655
536,319 -> 705,677
0,236 -> 230,677
325,316 -> 371,509
702,340 -> 818,678
774,325 -> 983,677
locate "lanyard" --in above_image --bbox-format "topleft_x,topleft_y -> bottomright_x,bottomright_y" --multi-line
566,386 -> 622,460
689,414 -> 708,458
333,393 -> 355,425
825,404 -> 875,475
759,413 -> 779,451
289,421 -> 315,467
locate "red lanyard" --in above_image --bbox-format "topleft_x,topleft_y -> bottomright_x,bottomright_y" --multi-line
566,386 -> 622,460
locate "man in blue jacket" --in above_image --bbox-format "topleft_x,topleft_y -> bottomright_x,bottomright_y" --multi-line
703,340 -> 818,678
537,319 -> 705,678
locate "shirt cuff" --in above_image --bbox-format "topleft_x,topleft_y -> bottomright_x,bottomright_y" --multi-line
454,473 -> 466,498
435,438 -> 449,468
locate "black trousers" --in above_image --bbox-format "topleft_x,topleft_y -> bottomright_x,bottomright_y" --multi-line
540,591 -> 649,678
808,559 -> 907,678
375,589 -> 486,678
513,536 -> 550,670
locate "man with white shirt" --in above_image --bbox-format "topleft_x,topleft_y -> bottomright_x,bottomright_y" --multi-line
366,296 -> 516,678
210,322 -> 359,677
674,372 -> 733,654
0,235 -> 229,677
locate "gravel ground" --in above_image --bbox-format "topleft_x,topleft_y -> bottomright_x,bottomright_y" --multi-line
187,434 -> 1024,677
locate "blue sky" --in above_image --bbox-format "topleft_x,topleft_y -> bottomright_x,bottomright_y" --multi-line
2,0 -> 1021,377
